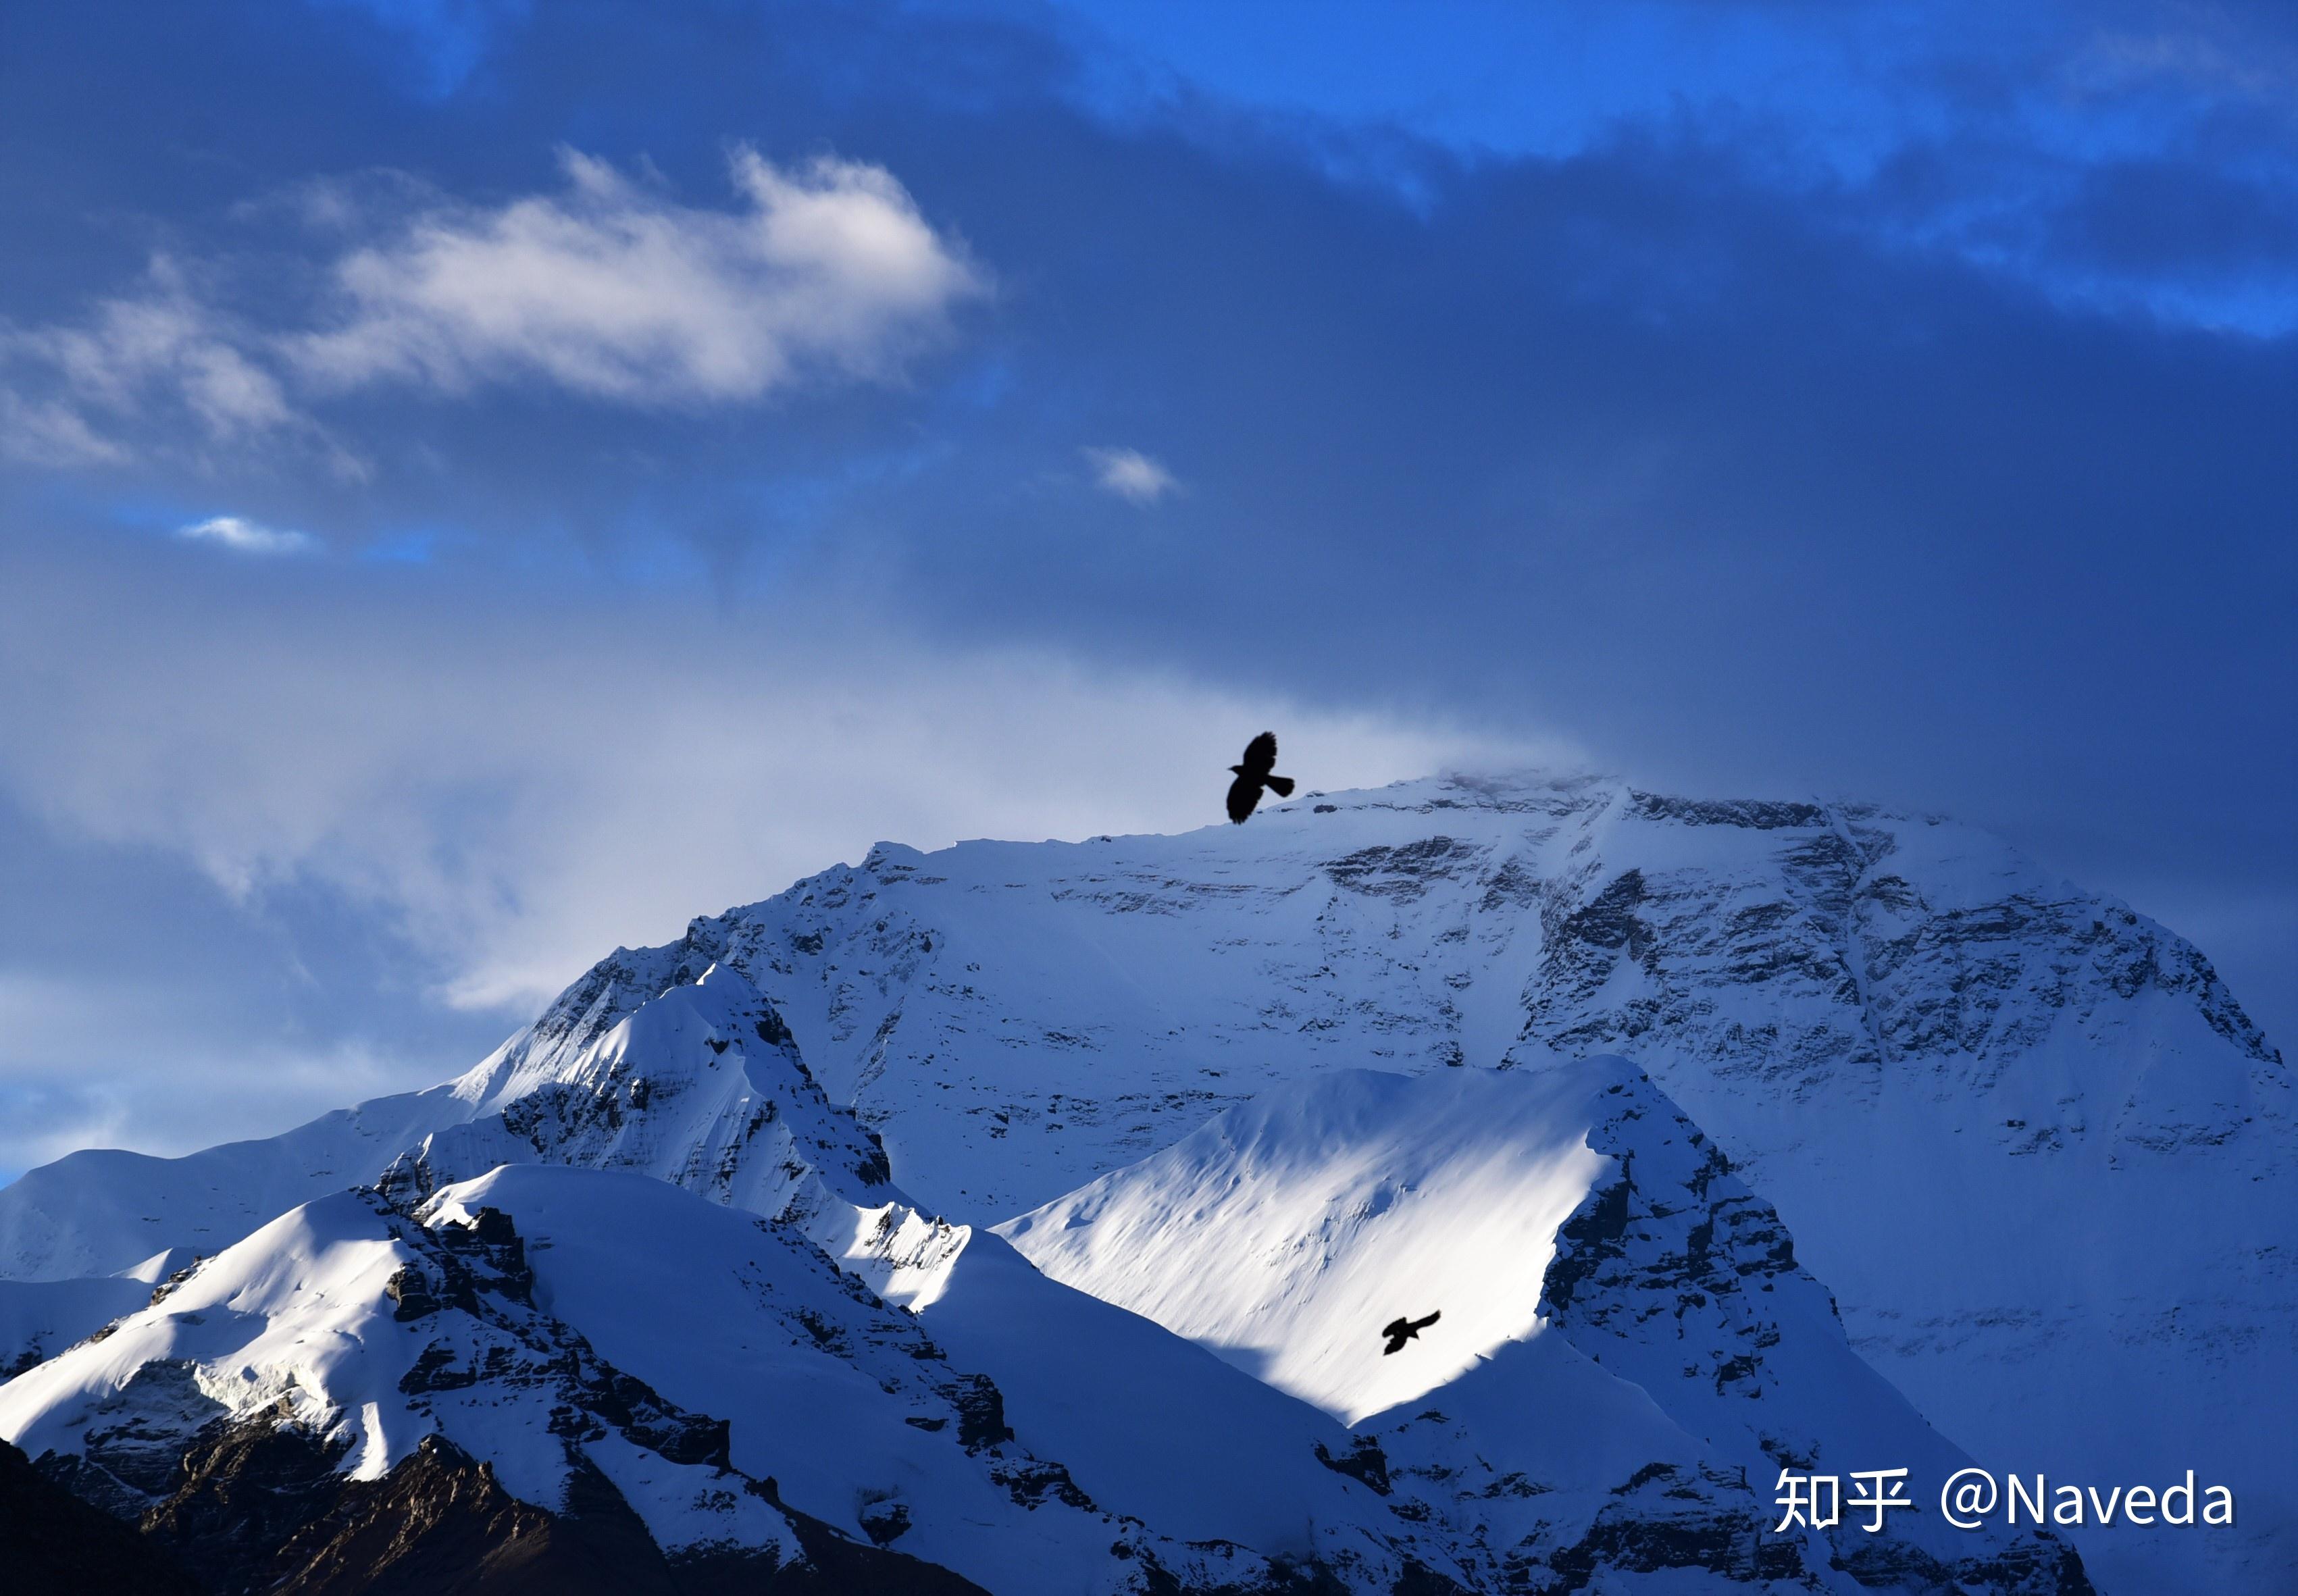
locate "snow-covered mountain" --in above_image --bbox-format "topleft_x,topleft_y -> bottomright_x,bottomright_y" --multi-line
1,770 -> 2286,1592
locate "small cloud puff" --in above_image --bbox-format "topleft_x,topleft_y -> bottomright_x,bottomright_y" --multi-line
1084,446 -> 1180,506
177,515 -> 319,556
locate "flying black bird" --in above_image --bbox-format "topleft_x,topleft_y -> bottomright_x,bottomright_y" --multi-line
1380,1312 -> 1441,1356
1225,731 -> 1295,824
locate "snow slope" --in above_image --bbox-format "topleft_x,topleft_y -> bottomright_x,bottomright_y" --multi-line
0,1185 -> 792,1569
1006,1060 -> 2085,1593
0,1089 -> 459,1283
1003,1060 -> 1610,1424
417,1166 -> 1396,1593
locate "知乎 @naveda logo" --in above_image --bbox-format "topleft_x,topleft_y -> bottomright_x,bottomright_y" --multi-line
1772,1468 -> 2236,1532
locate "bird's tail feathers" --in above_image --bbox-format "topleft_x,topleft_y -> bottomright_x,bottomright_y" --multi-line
1265,776 -> 1296,798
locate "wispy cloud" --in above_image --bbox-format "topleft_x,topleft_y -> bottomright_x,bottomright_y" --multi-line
0,259 -> 317,467
0,391 -> 128,468
1084,445 -> 1180,505
177,515 -> 320,556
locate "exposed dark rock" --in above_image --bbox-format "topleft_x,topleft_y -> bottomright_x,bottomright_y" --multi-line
857,1495 -> 912,1545
385,1265 -> 438,1321
1832,1532 -> 2095,1596
140,1406 -> 353,1592
1314,1435 -> 1394,1495
1387,1561 -> 1468,1595
118,1423 -> 1003,1596
1627,792 -> 1829,831
946,1372 -> 1013,1450
1325,838 -> 1487,901
1541,1491 -> 1809,1593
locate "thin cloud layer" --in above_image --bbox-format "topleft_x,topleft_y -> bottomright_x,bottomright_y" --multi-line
295,148 -> 988,403
177,515 -> 319,555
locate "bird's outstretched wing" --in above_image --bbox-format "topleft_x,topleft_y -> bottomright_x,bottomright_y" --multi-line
1240,731 -> 1278,777
1225,773 -> 1261,824
1411,1311 -> 1441,1333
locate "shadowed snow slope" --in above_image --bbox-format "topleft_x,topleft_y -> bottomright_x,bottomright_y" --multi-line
917,1226 -> 1399,1555
0,1257 -> 169,1377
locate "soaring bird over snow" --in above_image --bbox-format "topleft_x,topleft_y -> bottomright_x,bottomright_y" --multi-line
1225,731 -> 1294,824
1380,1312 -> 1440,1355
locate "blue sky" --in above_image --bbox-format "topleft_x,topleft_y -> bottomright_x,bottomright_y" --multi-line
1,0 -> 2291,1177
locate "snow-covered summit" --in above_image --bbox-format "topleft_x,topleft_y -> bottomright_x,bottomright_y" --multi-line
382,960 -> 895,1222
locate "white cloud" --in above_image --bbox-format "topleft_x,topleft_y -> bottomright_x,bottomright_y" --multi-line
1084,445 -> 1181,505
292,147 -> 987,404
176,515 -> 320,556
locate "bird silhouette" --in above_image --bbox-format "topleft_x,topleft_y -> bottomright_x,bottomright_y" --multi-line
1225,731 -> 1295,824
1380,1311 -> 1441,1355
